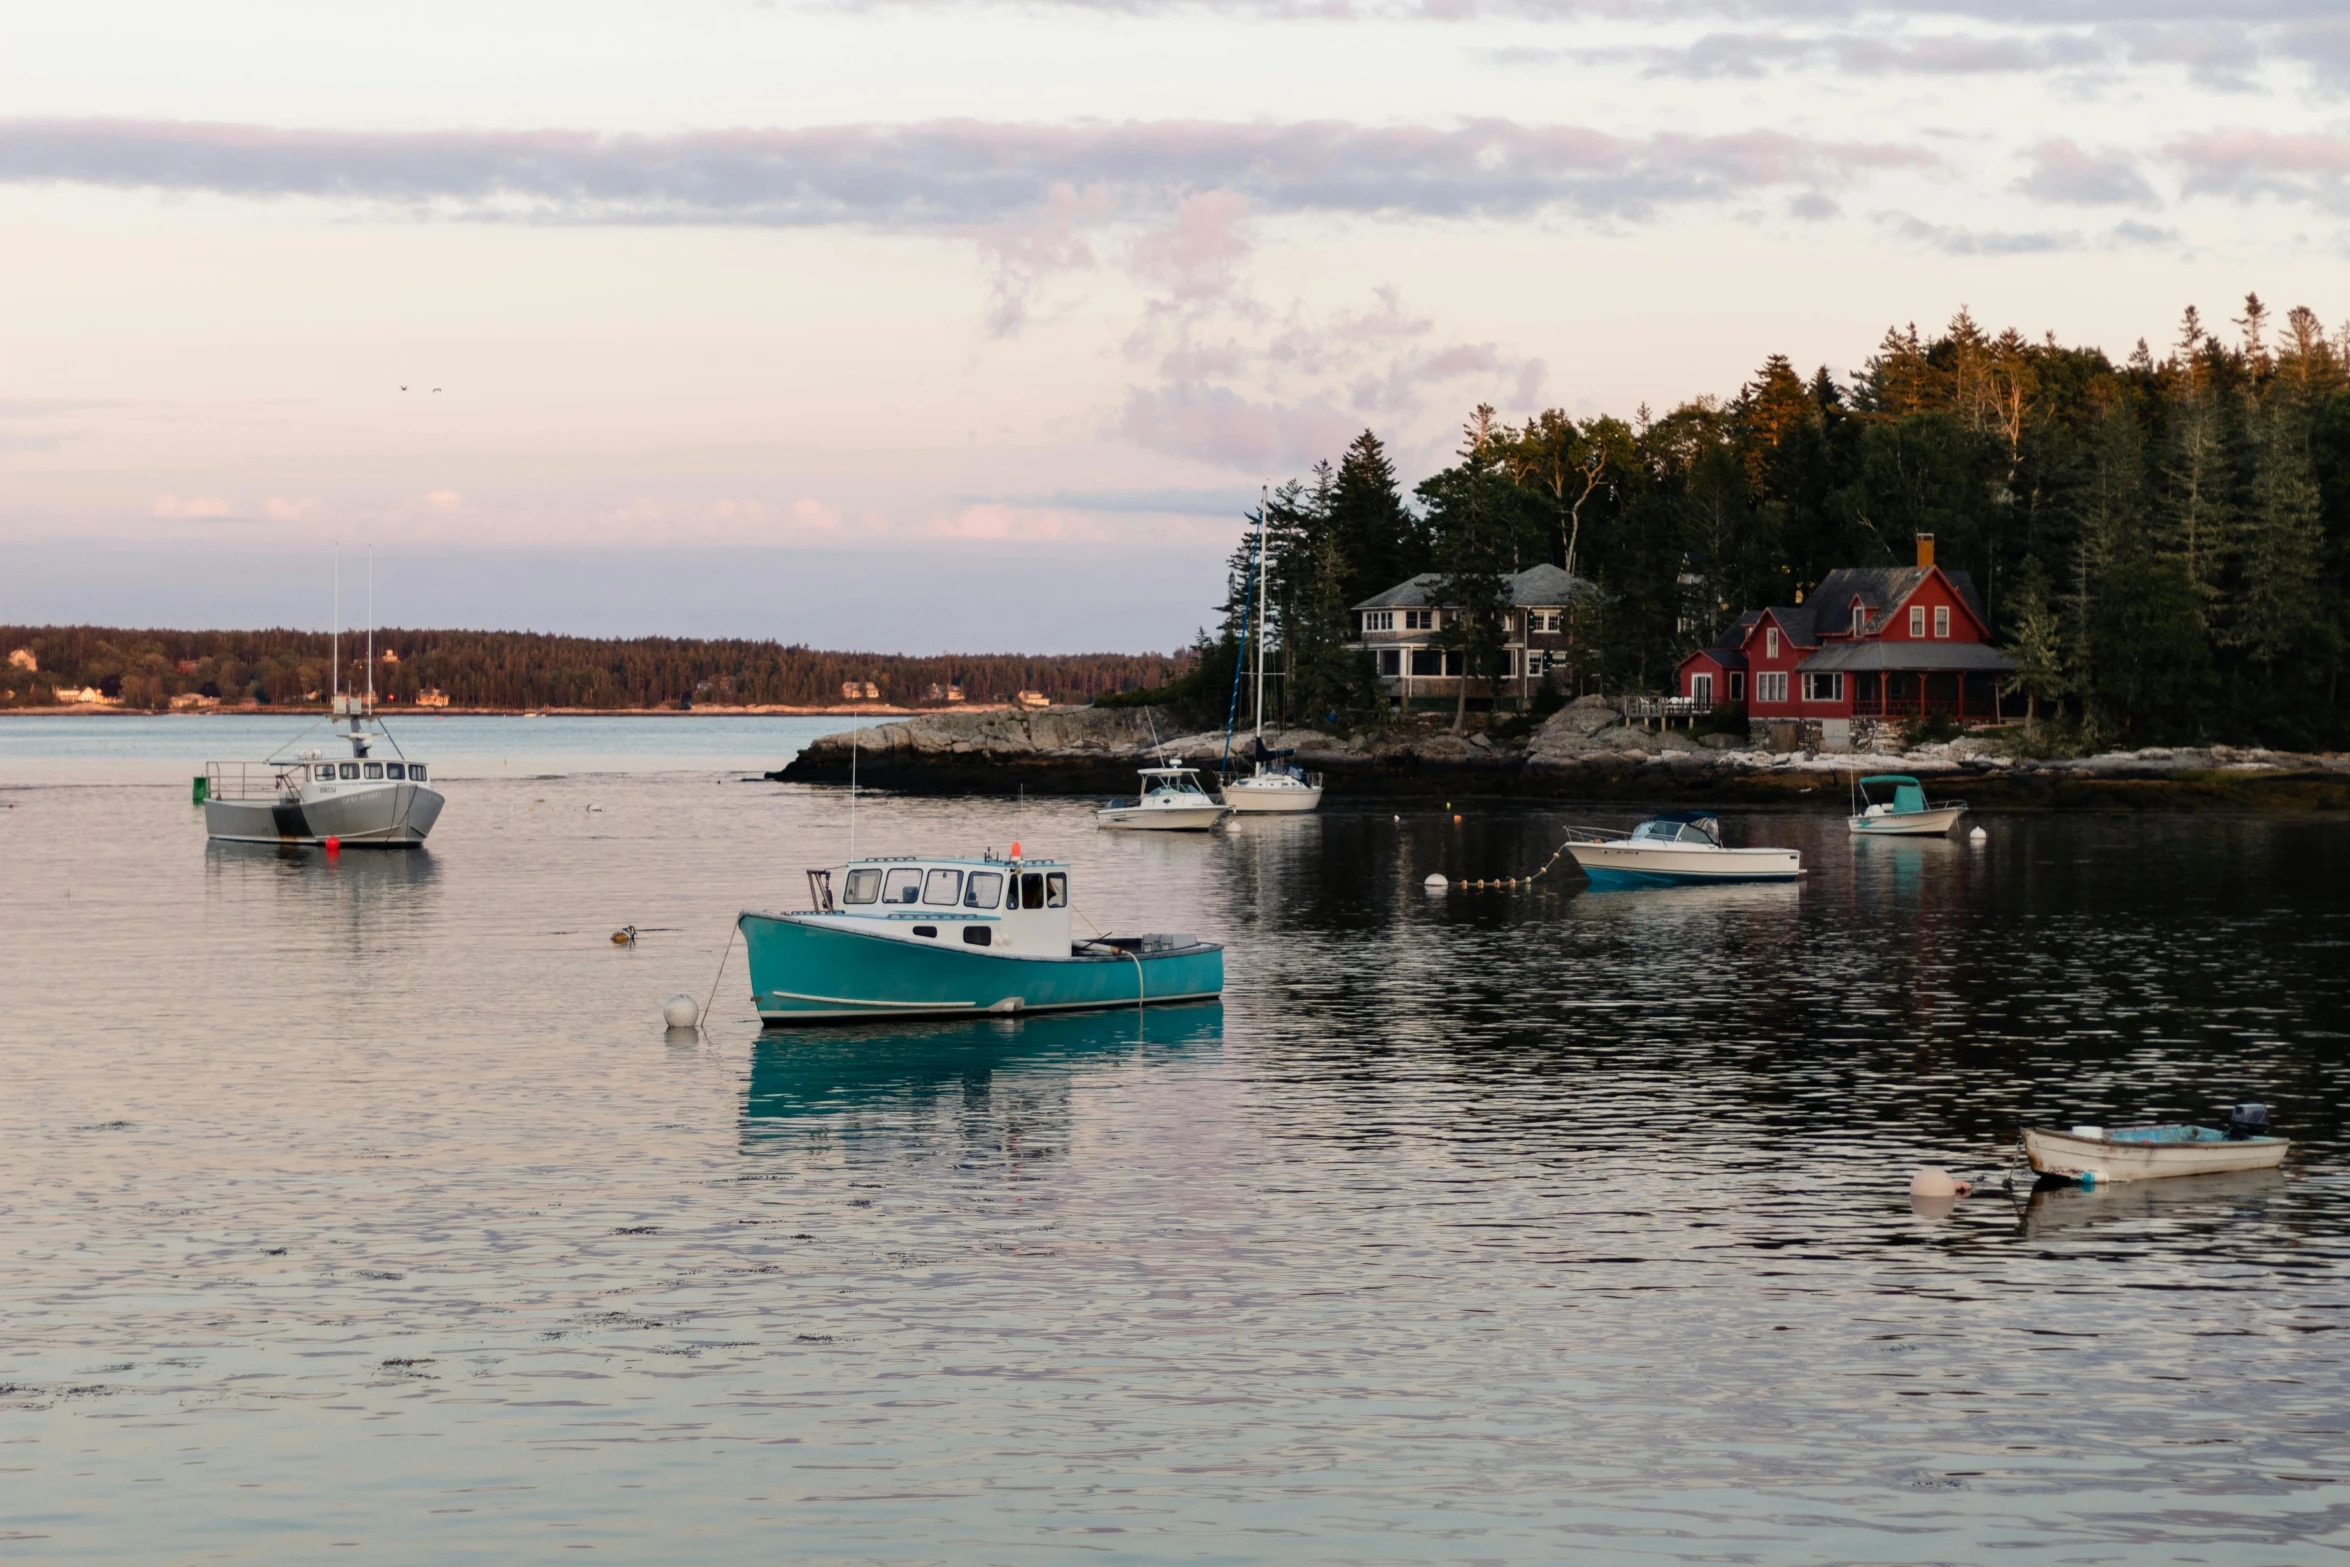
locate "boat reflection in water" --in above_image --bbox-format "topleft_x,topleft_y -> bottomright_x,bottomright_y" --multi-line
740,1000 -> 1222,1152
2020,1166 -> 2288,1241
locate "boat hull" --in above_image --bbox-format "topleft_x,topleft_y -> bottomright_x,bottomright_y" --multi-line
204,783 -> 444,847
739,912 -> 1224,1023
1849,805 -> 1967,836
1566,842 -> 1802,887
2023,1127 -> 2290,1182
1221,780 -> 1322,813
1095,804 -> 1229,830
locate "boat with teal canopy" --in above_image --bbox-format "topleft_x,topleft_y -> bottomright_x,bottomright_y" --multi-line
738,850 -> 1223,1024
1847,774 -> 1968,837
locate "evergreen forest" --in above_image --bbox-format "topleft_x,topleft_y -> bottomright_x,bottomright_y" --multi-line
1174,295 -> 2350,751
0,625 -> 1188,714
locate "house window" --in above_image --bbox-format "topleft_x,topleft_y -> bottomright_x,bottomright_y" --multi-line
1766,627 -> 1780,658
1851,603 -> 1866,635
1403,609 -> 1435,631
1909,606 -> 1926,637
1729,671 -> 1744,702
1409,649 -> 1443,676
1691,673 -> 1714,706
1756,671 -> 1789,704
1377,649 -> 1400,677
1934,605 -> 1950,639
1363,611 -> 1394,633
1802,672 -> 1845,703
1529,611 -> 1561,634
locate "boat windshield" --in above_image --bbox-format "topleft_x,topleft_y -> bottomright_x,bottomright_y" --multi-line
1630,817 -> 1721,846
1145,771 -> 1206,797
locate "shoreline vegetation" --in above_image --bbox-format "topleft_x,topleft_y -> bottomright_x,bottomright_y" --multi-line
0,702 -> 977,718
773,701 -> 2350,812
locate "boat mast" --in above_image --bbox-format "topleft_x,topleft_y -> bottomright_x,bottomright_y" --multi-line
331,547 -> 340,721
1253,484 -> 1267,746
365,548 -> 375,718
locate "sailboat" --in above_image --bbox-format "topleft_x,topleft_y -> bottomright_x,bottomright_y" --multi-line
1218,492 -> 1324,815
200,551 -> 446,848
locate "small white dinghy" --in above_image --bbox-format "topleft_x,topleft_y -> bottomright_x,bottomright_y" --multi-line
2024,1105 -> 2288,1184
1096,764 -> 1231,832
1848,774 -> 1967,837
1563,812 -> 1802,886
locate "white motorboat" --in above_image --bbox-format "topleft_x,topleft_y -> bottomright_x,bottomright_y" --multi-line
2024,1106 -> 2289,1184
201,550 -> 445,849
1848,773 -> 1967,836
1214,491 -> 1324,816
203,703 -> 444,847
1096,764 -> 1230,831
1563,812 -> 1802,886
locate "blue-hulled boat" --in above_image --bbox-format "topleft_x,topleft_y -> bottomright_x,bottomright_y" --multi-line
738,852 -> 1224,1024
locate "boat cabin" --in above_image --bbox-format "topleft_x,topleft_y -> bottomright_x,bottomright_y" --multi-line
1856,775 -> 1928,816
809,853 -> 1073,955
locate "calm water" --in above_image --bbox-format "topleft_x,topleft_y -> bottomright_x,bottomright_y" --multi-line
5,718 -> 2350,1564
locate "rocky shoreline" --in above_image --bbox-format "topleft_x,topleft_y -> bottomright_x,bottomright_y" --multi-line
770,699 -> 2350,812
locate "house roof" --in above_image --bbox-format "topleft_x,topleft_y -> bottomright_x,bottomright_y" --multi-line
1798,640 -> 2015,674
1681,646 -> 1748,670
1813,566 -> 1986,636
1351,564 -> 1599,613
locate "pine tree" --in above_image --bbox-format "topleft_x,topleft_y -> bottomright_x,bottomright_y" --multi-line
1419,406 -> 1519,731
2002,554 -> 2067,728
1328,430 -> 1421,610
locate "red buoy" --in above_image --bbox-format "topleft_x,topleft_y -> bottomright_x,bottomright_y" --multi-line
1010,840 -> 1021,859
323,835 -> 342,855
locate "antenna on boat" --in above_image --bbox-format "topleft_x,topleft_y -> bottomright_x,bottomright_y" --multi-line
848,724 -> 857,862
330,546 -> 340,720
365,548 -> 375,717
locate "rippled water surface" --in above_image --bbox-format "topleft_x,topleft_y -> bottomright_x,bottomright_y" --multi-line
6,718 -> 2350,1564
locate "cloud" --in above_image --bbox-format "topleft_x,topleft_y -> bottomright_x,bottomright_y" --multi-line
152,494 -> 233,518
1024,486 -> 1264,515
2170,130 -> 2350,209
422,489 -> 464,512
263,495 -> 318,520
1881,213 -> 2075,254
2014,139 -> 2159,207
0,117 -> 1938,228
1129,190 -> 1255,302
1114,381 -> 1358,471
788,496 -> 845,531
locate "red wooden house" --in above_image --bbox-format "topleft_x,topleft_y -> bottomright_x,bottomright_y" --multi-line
1678,534 -> 2011,741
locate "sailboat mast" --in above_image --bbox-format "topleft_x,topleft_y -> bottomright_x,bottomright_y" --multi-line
331,547 -> 340,717
365,550 -> 375,714
1253,485 -> 1267,741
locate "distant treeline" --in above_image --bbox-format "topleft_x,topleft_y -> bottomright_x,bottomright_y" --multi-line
0,625 -> 1192,711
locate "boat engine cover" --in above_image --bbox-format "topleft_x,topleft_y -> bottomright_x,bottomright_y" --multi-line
2226,1102 -> 2270,1140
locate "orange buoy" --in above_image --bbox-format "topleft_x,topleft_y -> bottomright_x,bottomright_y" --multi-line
1010,841 -> 1022,859
323,836 -> 341,855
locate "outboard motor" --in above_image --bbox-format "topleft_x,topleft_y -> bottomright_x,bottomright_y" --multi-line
2226,1103 -> 2270,1141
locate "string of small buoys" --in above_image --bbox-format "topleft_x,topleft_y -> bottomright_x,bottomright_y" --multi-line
1429,836 -> 1581,893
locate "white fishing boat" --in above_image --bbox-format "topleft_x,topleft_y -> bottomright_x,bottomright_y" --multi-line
1562,812 -> 1803,887
1848,773 -> 1967,836
2024,1106 -> 2289,1184
1096,764 -> 1230,831
1216,490 -> 1324,815
201,551 -> 445,849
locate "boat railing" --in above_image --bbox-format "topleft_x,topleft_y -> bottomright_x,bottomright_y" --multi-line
1560,824 -> 1631,844
203,761 -> 305,801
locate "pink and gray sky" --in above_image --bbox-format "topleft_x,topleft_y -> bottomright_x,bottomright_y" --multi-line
5,0 -> 2347,650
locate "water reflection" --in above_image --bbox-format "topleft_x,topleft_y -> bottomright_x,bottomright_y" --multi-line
2020,1166 -> 2292,1241
741,1000 -> 1222,1147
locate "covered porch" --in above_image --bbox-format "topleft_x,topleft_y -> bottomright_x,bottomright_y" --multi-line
1800,641 -> 2013,725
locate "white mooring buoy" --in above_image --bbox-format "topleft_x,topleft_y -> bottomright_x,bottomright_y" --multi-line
1969,826 -> 1988,842
663,994 -> 700,1029
1424,873 -> 1448,891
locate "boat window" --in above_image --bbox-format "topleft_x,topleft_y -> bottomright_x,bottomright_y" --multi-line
912,925 -> 938,938
963,871 -> 1003,908
1020,872 -> 1045,910
385,763 -> 404,779
843,868 -> 882,904
1046,872 -> 1067,908
408,764 -> 426,782
340,763 -> 360,780
963,925 -> 991,947
882,867 -> 924,904
313,765 -> 334,783
922,868 -> 963,905
364,762 -> 384,779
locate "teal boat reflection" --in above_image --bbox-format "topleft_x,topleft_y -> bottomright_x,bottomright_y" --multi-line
740,999 -> 1222,1142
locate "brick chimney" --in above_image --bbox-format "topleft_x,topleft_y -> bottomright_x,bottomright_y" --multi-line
1915,532 -> 1935,569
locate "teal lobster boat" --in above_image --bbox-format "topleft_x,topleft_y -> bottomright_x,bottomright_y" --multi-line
738,852 -> 1224,1024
